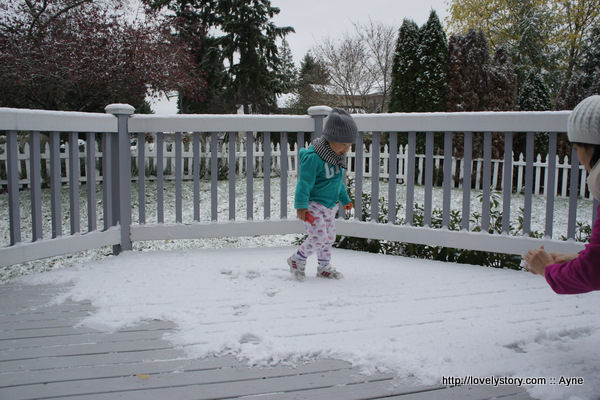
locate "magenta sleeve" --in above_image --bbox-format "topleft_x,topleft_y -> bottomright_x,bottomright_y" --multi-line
544,204 -> 600,294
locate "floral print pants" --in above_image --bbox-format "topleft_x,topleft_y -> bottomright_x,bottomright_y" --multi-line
297,201 -> 338,266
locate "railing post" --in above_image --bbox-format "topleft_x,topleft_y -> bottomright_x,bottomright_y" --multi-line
308,106 -> 331,141
6,130 -> 21,245
105,103 -> 135,254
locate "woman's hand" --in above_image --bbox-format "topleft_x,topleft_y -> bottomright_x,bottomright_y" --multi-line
523,246 -> 555,275
548,252 -> 579,264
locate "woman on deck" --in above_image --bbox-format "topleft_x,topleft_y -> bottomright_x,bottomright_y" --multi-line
523,95 -> 600,294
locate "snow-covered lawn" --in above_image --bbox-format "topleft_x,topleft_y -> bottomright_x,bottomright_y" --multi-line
14,246 -> 600,400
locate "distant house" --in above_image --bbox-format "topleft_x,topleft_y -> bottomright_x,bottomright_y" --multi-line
309,84 -> 386,113
276,85 -> 387,114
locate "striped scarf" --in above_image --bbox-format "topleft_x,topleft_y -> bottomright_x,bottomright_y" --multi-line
312,137 -> 347,169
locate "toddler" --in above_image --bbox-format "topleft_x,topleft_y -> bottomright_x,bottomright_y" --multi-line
287,108 -> 358,280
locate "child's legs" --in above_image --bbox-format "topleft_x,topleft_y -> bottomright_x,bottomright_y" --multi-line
297,202 -> 337,261
316,204 -> 337,265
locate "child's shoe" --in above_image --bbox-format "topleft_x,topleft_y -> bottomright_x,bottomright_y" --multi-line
287,255 -> 306,281
316,264 -> 343,279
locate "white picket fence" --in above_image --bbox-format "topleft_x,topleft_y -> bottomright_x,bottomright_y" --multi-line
0,139 -> 592,200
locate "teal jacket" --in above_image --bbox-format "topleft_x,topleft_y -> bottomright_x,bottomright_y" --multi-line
294,146 -> 351,209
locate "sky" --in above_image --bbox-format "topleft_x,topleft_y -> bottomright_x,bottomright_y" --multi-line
149,0 -> 451,114
17,246 -> 600,400
270,0 -> 450,67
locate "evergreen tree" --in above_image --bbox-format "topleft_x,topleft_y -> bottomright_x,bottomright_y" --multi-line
486,46 -> 518,159
388,19 -> 420,112
487,46 -> 518,111
180,35 -> 231,114
447,30 -> 515,159
582,26 -> 600,97
559,25 -> 600,109
415,10 -> 448,112
144,0 -> 223,113
299,53 -> 329,86
517,71 -> 552,158
219,0 -> 294,114
277,39 -> 298,94
506,0 -> 553,89
447,29 -> 490,111
588,67 -> 600,99
143,0 -> 293,114
274,39 -> 299,114
285,52 -> 331,114
447,0 -> 600,102
559,71 -> 589,110
446,29 -> 517,113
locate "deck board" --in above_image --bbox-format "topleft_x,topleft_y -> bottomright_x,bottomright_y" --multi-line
0,281 -> 533,400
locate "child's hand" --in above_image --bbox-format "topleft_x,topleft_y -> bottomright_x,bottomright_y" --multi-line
304,212 -> 316,224
297,209 -> 315,224
297,209 -> 309,221
344,202 -> 353,210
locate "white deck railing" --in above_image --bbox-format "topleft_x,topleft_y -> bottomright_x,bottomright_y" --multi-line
0,105 -> 597,267
1,140 -> 593,201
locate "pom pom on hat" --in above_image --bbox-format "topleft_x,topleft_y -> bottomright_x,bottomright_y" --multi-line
568,95 -> 600,145
322,108 -> 359,144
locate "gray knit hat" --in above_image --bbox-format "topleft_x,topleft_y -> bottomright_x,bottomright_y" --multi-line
568,95 -> 600,145
322,108 -> 359,144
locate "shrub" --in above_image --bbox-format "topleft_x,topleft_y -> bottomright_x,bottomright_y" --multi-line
335,182 -> 543,270
296,178 -> 591,270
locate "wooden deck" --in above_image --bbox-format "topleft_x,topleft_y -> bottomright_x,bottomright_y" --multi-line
0,281 -> 533,400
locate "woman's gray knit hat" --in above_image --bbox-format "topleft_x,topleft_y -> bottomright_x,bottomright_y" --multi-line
568,95 -> 600,145
322,108 -> 359,143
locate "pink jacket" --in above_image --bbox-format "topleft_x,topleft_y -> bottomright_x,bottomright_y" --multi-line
545,204 -> 600,294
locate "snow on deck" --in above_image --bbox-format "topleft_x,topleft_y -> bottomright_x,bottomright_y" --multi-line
4,246 -> 600,400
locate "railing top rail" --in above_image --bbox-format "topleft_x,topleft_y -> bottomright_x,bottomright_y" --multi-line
129,114 -> 314,133
1,107 -> 571,134
352,111 -> 571,133
0,107 -> 117,133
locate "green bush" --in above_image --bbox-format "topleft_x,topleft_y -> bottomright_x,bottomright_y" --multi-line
294,177 -> 591,270
334,180 -> 593,270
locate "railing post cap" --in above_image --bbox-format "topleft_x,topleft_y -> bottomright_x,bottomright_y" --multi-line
308,106 -> 332,116
105,104 -> 135,115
